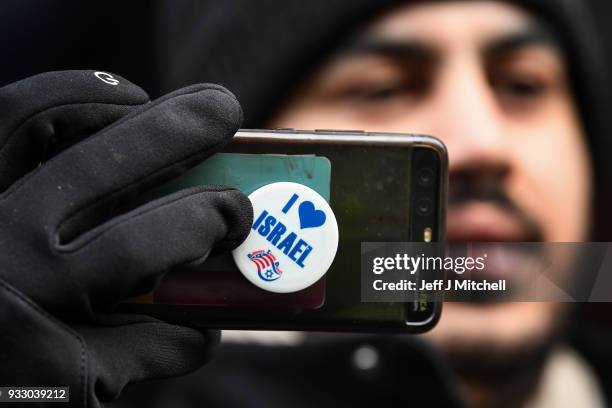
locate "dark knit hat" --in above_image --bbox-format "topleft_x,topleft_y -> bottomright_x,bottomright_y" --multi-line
156,0 -> 611,238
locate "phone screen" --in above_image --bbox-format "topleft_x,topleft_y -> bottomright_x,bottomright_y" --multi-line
125,131 -> 444,332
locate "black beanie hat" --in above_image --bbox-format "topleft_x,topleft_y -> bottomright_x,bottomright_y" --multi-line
156,0 -> 611,238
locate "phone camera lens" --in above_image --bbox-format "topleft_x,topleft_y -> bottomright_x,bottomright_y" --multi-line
416,198 -> 434,216
417,168 -> 434,187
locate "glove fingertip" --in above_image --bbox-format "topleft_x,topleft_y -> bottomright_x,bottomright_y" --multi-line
214,187 -> 254,252
151,325 -> 220,375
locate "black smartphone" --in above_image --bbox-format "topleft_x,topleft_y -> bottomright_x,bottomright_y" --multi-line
122,129 -> 447,333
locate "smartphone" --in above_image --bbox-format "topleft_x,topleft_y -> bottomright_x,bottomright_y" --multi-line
122,129 -> 447,333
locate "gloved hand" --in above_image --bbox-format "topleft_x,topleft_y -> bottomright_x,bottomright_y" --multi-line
0,70 -> 253,407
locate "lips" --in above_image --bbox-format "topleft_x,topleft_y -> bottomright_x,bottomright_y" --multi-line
446,202 -> 538,243
444,202 -> 545,302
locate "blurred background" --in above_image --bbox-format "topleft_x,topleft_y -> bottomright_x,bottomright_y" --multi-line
2,0 -> 612,95
2,0 -> 612,405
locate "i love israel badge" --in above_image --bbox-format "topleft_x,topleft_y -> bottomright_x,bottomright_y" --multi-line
232,182 -> 339,293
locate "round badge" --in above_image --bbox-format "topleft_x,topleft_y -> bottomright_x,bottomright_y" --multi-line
232,182 -> 339,293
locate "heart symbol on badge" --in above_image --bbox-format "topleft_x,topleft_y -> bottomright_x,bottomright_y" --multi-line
298,200 -> 327,229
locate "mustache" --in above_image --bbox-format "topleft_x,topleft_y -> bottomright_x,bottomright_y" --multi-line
448,171 -> 544,242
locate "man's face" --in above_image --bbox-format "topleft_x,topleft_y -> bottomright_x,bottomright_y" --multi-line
269,2 -> 592,353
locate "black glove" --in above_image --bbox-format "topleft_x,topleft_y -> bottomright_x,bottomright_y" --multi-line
0,70 -> 253,407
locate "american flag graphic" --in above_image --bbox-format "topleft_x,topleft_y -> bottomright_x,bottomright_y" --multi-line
248,249 -> 283,281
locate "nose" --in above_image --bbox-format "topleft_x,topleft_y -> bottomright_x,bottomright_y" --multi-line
429,57 -> 512,178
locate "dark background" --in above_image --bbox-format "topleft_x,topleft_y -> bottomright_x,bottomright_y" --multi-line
2,0 -> 612,96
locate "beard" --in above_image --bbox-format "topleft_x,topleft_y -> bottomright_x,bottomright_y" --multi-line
428,301 -> 571,408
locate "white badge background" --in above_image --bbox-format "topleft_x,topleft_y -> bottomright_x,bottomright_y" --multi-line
233,182 -> 339,293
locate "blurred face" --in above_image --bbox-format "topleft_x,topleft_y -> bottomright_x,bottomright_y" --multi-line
269,0 -> 592,368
